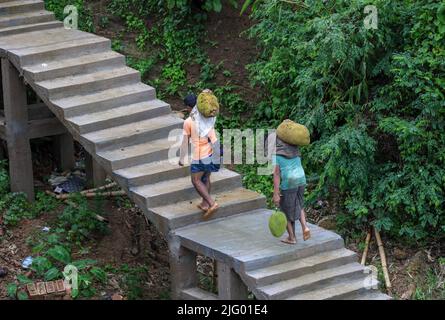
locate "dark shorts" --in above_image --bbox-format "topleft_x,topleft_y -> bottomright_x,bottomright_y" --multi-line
280,186 -> 305,223
191,156 -> 220,183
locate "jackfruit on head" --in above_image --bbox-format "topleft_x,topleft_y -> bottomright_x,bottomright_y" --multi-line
276,119 -> 310,147
197,92 -> 220,118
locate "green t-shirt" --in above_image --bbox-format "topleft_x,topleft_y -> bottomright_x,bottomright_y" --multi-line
272,155 -> 306,190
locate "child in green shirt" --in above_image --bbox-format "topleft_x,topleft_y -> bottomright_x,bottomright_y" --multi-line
273,137 -> 311,244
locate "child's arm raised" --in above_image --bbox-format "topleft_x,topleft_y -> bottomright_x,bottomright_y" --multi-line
273,165 -> 281,207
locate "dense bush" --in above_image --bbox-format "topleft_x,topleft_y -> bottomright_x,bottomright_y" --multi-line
108,0 -> 237,14
245,0 -> 445,242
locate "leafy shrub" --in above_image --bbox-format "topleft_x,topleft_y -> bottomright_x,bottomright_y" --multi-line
108,0 -> 237,14
244,0 -> 445,242
58,194 -> 108,244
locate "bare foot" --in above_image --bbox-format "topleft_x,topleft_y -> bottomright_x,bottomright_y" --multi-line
281,237 -> 297,245
303,228 -> 311,241
203,202 -> 219,220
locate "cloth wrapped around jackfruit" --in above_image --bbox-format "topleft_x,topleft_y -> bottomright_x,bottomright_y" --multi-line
276,119 -> 310,147
197,92 -> 220,118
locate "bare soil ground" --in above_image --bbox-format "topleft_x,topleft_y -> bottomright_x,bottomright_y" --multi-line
0,190 -> 171,300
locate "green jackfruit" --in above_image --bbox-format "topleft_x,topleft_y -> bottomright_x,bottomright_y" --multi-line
269,210 -> 287,238
276,119 -> 310,147
197,92 -> 220,118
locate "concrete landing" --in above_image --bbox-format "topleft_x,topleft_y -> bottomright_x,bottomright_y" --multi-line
174,209 -> 344,272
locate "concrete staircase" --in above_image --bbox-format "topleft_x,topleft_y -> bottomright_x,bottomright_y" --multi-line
0,0 -> 391,300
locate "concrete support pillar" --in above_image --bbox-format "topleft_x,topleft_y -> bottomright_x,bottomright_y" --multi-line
217,262 -> 249,300
53,132 -> 75,172
1,59 -> 34,201
85,152 -> 107,188
169,236 -> 198,299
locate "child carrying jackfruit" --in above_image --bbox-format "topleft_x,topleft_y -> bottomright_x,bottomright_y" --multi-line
273,120 -> 311,244
179,89 -> 221,220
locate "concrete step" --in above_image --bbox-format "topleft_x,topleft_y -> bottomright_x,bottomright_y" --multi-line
0,20 -> 61,36
10,34 -> 111,66
35,66 -> 140,99
82,114 -> 183,152
67,99 -> 171,134
53,83 -> 156,118
114,157 -> 190,188
351,290 -> 392,300
286,278 -> 380,300
257,263 -> 365,299
150,187 -> 267,234
245,248 -> 358,287
98,135 -> 181,171
0,0 -> 44,15
0,28 -> 96,54
181,287 -> 218,300
0,10 -> 55,28
131,168 -> 242,208
174,211 -> 345,273
23,51 -> 125,82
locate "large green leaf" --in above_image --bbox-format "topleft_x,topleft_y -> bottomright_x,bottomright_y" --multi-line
17,275 -> 33,285
47,245 -> 71,264
6,283 -> 17,298
44,267 -> 61,281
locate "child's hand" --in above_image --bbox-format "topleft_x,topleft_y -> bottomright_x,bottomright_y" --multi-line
273,192 -> 281,207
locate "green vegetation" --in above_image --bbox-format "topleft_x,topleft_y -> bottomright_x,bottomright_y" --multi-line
11,193 -> 109,299
108,0 -> 208,98
413,258 -> 445,300
238,0 -> 445,243
105,264 -> 150,300
0,161 -> 59,226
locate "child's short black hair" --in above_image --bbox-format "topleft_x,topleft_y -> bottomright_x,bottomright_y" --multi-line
184,94 -> 197,108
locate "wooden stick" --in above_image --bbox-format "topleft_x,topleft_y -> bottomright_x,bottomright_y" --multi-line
361,230 -> 372,265
82,190 -> 125,198
46,189 -> 125,200
373,227 -> 392,290
64,200 -> 109,223
80,182 -> 117,195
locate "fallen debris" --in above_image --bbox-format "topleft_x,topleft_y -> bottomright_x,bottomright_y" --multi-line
111,293 -> 124,300
21,256 -> 33,269
401,283 -> 416,300
393,247 -> 408,260
0,267 -> 8,278
27,279 -> 67,300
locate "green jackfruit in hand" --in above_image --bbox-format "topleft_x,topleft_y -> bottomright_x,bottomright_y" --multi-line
269,210 -> 287,238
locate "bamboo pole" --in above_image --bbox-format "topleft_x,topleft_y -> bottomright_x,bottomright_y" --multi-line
373,227 -> 392,291
361,231 -> 372,265
46,189 -> 125,200
80,182 -> 117,195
